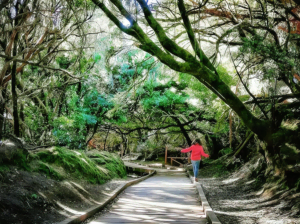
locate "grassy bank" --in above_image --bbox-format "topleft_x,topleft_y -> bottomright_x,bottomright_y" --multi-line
0,147 -> 127,184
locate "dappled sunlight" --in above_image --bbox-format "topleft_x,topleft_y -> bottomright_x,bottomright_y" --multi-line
89,171 -> 206,223
57,210 -> 71,217
73,151 -> 81,156
215,209 -> 266,217
245,179 -> 256,185
70,181 -> 91,195
96,165 -> 109,174
56,201 -> 85,215
80,158 -> 90,166
222,177 -> 240,184
148,190 -> 188,199
133,180 -> 193,188
37,191 -> 47,199
63,181 -> 93,204
118,197 -> 201,210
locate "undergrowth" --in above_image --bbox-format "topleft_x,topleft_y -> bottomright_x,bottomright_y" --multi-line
200,159 -> 230,178
36,147 -> 126,184
35,162 -> 63,180
0,164 -> 10,175
0,149 -> 31,171
89,150 -> 127,178
1,147 -> 126,184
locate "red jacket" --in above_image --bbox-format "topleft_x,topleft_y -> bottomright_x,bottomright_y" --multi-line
181,144 -> 209,161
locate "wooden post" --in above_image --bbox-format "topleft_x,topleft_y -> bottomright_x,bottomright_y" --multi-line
171,158 -> 173,166
165,146 -> 168,164
188,153 -> 191,163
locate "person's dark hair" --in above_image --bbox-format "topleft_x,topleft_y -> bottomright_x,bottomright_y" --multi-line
194,138 -> 202,145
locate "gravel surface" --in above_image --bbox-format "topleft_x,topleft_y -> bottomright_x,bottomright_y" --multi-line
198,161 -> 300,224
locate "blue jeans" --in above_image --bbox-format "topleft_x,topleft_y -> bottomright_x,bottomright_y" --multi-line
192,160 -> 201,178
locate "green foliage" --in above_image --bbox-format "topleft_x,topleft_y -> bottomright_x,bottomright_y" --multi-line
296,178 -> 300,191
217,65 -> 237,86
52,88 -> 113,148
178,73 -> 217,104
110,108 -> 128,124
36,147 -> 126,184
213,106 -> 231,134
31,194 -> 38,199
240,34 -> 297,80
108,51 -> 159,93
13,153 -> 30,171
94,53 -> 101,63
35,162 -> 63,180
238,95 -> 251,102
200,159 -> 229,177
0,165 -> 10,175
2,150 -> 31,171
212,163 -> 229,178
138,80 -> 189,112
0,147 -> 126,184
219,148 -> 233,156
56,55 -> 76,69
88,151 -> 127,178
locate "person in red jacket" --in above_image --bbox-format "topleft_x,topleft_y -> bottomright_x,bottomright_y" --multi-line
181,139 -> 209,182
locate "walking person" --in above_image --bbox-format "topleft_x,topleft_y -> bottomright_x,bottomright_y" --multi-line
181,139 -> 209,182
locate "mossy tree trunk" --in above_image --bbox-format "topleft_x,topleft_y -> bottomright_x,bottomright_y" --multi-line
169,115 -> 192,146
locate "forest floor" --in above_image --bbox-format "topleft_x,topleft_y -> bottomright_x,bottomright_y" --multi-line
198,154 -> 300,224
0,166 -> 137,224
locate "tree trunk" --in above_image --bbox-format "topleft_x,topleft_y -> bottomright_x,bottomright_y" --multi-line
0,101 -> 5,140
11,27 -> 20,137
19,102 -> 25,137
170,115 -> 192,146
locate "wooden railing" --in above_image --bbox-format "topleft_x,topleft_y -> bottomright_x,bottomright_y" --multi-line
165,146 -> 190,167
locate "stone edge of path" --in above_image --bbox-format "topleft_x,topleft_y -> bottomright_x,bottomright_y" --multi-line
56,167 -> 156,224
186,170 -> 222,224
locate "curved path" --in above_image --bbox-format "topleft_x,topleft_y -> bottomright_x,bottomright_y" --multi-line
87,164 -> 207,224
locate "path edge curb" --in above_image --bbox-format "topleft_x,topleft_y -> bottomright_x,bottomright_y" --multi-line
56,168 -> 156,224
186,170 -> 222,224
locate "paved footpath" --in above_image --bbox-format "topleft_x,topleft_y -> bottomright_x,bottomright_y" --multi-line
88,165 -> 207,224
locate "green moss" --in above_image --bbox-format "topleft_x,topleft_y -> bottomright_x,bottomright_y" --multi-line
36,147 -> 126,184
35,162 -> 63,180
0,164 -> 10,174
87,151 -> 127,179
1,146 -> 126,184
212,163 -> 229,177
11,150 -> 31,171
200,159 -> 229,178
